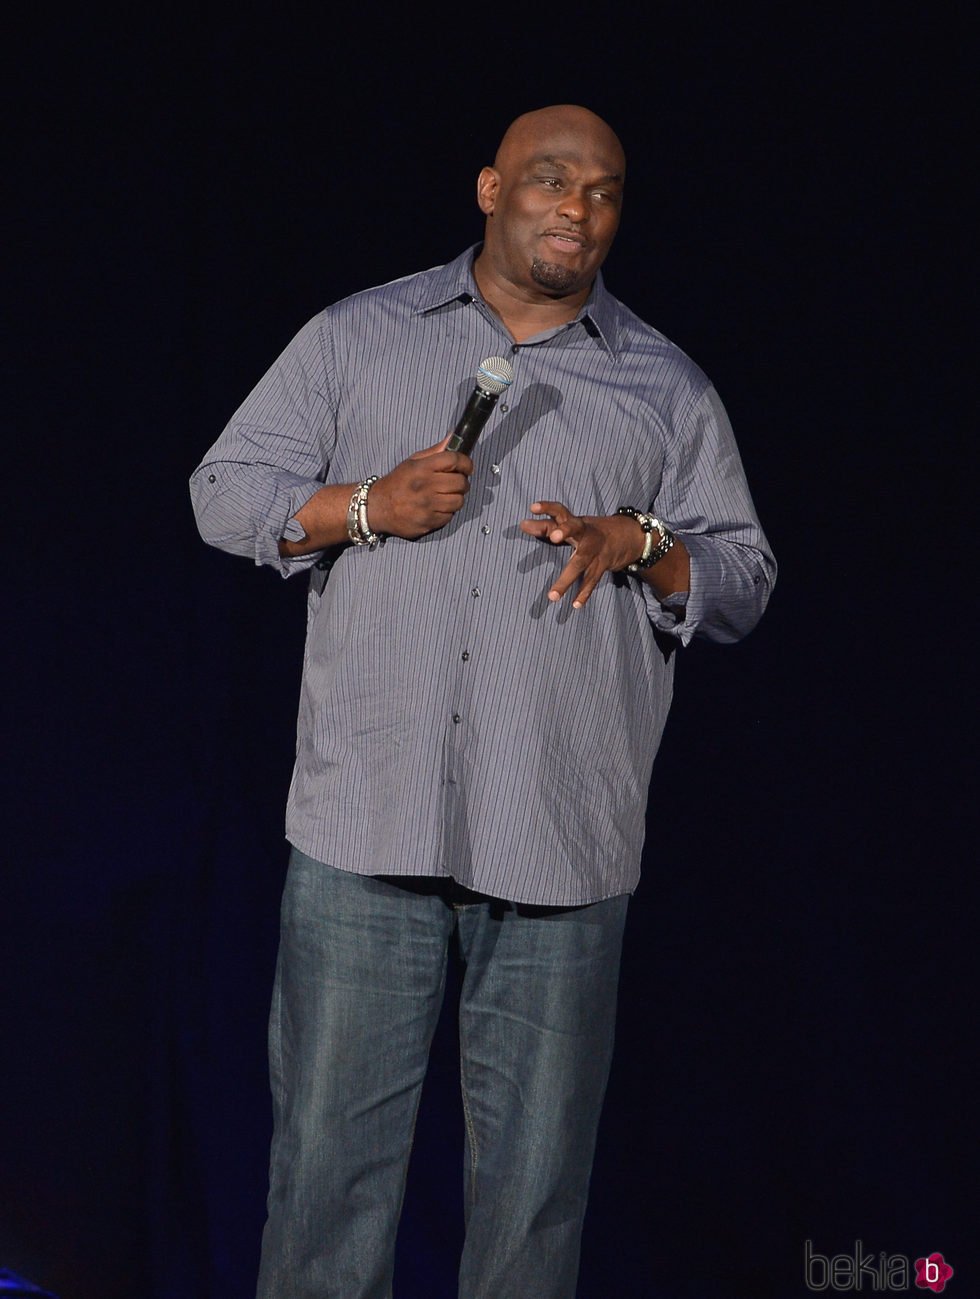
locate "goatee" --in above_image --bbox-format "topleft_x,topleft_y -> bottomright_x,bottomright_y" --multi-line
530,257 -> 578,293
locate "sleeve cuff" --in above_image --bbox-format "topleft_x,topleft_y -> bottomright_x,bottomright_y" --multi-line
638,532 -> 724,646
259,477 -> 327,576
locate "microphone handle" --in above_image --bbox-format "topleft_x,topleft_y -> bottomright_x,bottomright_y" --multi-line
446,388 -> 499,455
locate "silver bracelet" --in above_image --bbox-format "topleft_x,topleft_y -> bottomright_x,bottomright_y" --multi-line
347,476 -> 380,546
616,506 -> 675,572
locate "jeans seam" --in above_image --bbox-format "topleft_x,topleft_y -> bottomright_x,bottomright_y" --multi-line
396,970 -> 449,1233
458,1021 -> 479,1207
267,958 -> 285,1182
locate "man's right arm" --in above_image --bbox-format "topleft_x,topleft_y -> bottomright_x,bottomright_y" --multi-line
190,314 -> 471,570
277,441 -> 473,559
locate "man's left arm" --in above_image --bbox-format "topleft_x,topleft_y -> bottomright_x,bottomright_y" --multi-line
520,383 -> 776,644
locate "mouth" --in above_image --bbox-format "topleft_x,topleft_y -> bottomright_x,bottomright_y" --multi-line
541,229 -> 587,254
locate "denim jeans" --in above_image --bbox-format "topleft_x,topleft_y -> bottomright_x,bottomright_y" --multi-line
256,848 -> 629,1299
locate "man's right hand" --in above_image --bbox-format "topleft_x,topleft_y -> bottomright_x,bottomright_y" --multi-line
277,436 -> 473,558
369,436 -> 473,539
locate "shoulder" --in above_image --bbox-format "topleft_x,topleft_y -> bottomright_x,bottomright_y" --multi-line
605,289 -> 710,387
285,259 -> 461,386
602,289 -> 712,413
311,259 -> 456,334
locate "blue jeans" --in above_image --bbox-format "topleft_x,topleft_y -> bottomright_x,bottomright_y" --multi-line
256,849 -> 629,1299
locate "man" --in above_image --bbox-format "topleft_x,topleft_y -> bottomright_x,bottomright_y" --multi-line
191,105 -> 774,1299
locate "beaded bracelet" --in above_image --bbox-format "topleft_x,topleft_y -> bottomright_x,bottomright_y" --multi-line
616,506 -> 675,572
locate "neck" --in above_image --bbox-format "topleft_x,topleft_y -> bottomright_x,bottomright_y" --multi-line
472,252 -> 591,343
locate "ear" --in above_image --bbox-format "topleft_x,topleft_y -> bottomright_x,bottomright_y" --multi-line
476,166 -> 499,216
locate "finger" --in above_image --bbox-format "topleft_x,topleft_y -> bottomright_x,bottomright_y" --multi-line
553,553 -> 609,609
528,500 -> 582,546
521,515 -> 568,541
569,560 -> 606,609
428,509 -> 457,527
432,472 -> 471,496
435,493 -> 467,513
412,437 -> 474,469
520,518 -> 553,539
547,550 -> 590,602
526,518 -> 573,545
424,451 -> 474,476
529,499 -> 574,521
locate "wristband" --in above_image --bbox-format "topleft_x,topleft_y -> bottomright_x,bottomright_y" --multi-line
616,506 -> 675,572
347,476 -> 380,546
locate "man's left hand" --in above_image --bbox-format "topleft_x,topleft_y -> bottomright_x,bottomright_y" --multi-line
520,501 -> 645,608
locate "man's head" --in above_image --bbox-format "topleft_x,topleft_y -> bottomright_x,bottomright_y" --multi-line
475,105 -> 625,305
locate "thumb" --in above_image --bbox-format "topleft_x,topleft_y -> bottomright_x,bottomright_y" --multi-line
412,433 -> 453,459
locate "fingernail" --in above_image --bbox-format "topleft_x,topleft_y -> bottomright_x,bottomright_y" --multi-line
548,591 -> 559,601
572,601 -> 582,609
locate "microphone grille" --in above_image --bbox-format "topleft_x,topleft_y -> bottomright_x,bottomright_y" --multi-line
476,356 -> 514,395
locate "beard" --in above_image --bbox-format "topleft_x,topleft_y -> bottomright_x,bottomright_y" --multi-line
530,257 -> 579,294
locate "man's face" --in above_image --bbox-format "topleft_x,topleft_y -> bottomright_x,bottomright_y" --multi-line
477,115 -> 625,302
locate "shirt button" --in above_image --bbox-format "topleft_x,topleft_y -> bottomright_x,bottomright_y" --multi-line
208,474 -> 216,484
499,403 -> 509,413
481,525 -> 491,535
452,713 -> 461,724
461,651 -> 470,661
490,464 -> 501,476
471,587 -> 481,598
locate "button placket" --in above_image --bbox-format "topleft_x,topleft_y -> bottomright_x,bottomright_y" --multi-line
450,538 -> 493,729
449,333 -> 511,733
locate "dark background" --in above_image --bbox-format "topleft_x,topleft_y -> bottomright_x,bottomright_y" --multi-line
4,6 -> 974,1298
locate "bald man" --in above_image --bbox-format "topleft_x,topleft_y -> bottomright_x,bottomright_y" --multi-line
192,104 -> 774,1298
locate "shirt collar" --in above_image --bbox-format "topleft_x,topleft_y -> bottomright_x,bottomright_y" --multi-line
412,245 -> 623,358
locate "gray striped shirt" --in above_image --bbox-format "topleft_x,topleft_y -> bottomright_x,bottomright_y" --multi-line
190,247 -> 775,904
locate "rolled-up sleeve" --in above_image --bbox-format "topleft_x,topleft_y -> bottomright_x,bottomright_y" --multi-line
641,383 -> 776,645
190,314 -> 338,576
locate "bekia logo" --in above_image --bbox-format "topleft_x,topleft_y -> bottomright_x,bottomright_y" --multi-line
804,1240 -> 954,1292
914,1255 -> 955,1293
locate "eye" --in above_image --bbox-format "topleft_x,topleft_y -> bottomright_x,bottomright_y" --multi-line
537,176 -> 562,188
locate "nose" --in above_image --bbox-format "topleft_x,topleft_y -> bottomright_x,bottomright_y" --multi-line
555,186 -> 590,223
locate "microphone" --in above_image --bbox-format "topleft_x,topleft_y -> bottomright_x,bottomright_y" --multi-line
446,357 -> 514,455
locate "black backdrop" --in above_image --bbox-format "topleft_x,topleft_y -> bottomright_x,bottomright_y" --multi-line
4,6 -> 974,1298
